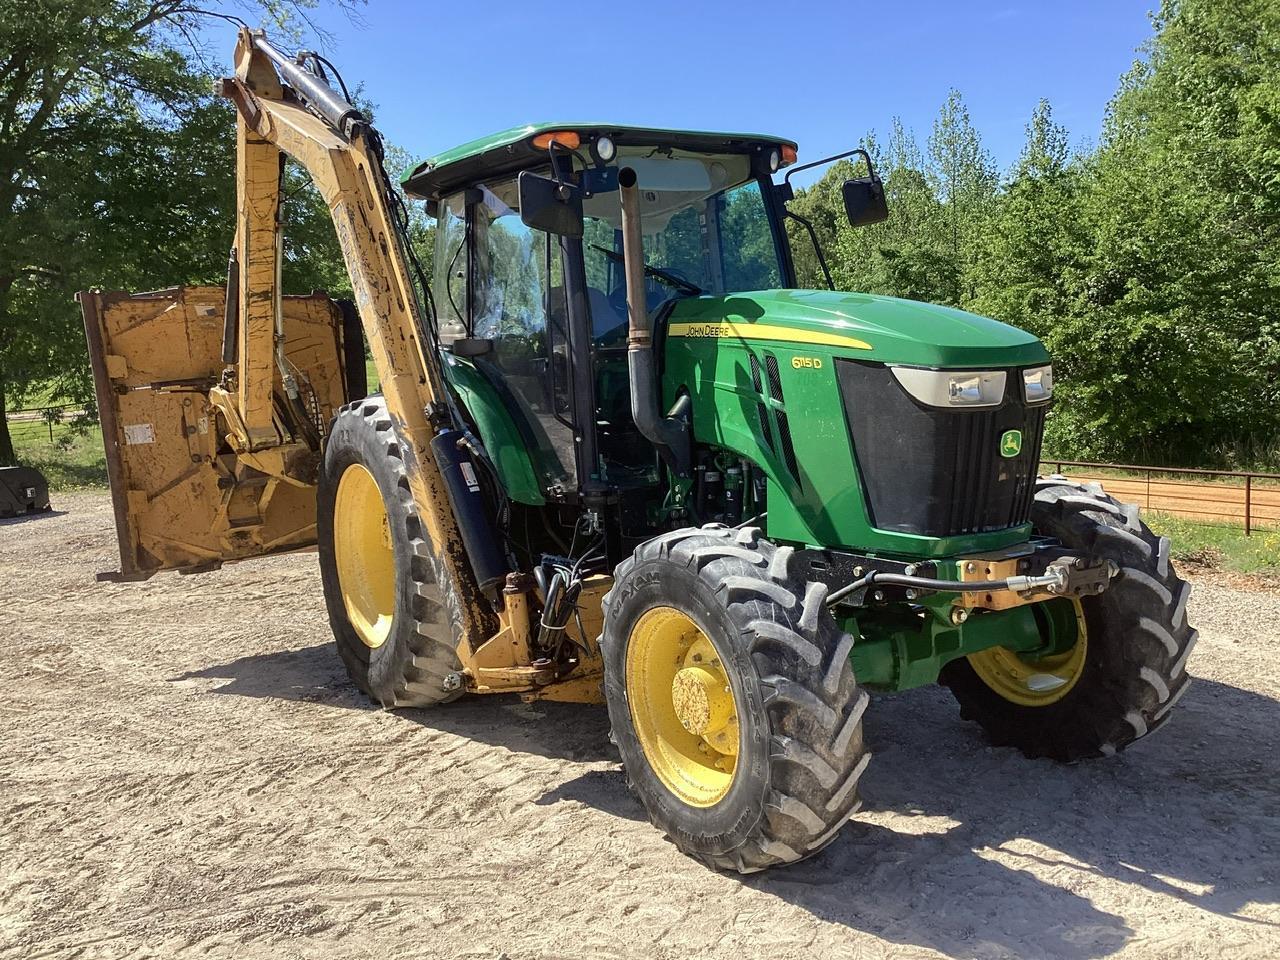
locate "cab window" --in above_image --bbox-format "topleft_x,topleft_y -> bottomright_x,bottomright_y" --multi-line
580,154 -> 784,321
442,178 -> 575,489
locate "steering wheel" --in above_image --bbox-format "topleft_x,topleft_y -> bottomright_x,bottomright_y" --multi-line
607,272 -> 694,319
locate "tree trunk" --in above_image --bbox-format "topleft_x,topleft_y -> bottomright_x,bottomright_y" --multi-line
0,371 -> 15,466
0,274 -> 17,465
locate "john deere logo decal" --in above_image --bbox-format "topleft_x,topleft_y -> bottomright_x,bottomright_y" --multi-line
1000,429 -> 1023,458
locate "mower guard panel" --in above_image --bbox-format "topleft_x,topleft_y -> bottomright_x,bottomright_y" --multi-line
79,285 -> 357,581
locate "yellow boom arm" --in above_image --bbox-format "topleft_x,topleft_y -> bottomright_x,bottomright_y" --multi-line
216,28 -> 488,649
79,28 -> 605,703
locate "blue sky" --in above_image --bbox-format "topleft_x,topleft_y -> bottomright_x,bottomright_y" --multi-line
219,1 -> 1156,184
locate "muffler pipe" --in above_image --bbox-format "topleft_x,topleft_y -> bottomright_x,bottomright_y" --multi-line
618,167 -> 689,475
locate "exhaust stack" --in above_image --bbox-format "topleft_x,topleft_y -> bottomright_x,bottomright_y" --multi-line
618,166 -> 689,475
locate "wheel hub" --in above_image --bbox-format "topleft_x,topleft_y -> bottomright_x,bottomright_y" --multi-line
333,462 -> 396,650
968,598 -> 1088,706
624,607 -> 740,806
672,666 -> 732,737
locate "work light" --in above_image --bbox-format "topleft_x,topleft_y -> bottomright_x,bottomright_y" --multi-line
1022,365 -> 1053,403
890,367 -> 1006,408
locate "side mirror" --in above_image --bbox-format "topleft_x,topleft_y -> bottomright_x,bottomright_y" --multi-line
518,171 -> 583,238
843,176 -> 888,228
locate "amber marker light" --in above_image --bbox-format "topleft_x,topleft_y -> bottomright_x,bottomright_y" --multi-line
781,144 -> 798,165
532,131 -> 581,150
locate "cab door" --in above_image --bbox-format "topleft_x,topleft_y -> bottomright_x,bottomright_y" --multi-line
79,285 -> 363,581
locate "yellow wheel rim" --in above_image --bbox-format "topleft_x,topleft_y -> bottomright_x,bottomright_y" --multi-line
333,463 -> 396,649
625,606 -> 740,807
968,599 -> 1088,706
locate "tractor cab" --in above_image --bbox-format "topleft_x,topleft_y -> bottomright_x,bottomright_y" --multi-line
404,124 -> 804,516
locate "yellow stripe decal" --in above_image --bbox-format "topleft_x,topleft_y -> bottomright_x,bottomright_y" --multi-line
667,321 -> 871,351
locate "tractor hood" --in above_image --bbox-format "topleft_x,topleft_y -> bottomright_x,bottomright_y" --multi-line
666,289 -> 1049,368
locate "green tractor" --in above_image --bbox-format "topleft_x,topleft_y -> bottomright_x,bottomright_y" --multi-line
386,124 -> 1196,870
84,35 -> 1196,875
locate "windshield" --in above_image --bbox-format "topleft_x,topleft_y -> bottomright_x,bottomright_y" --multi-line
580,151 -> 785,344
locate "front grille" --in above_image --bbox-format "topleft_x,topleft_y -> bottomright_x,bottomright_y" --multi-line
836,360 -> 1046,537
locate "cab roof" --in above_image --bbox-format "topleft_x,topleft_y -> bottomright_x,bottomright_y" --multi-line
401,122 -> 797,199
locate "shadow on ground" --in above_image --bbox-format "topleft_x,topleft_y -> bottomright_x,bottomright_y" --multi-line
179,642 -> 1279,959
0,508 -> 65,526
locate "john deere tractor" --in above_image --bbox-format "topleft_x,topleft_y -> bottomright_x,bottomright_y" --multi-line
81,30 -> 1196,873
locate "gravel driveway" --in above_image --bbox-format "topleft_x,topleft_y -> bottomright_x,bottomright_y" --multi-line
1,492 -> 1277,959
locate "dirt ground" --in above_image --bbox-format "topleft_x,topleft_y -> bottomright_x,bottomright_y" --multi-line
2,492 -> 1278,960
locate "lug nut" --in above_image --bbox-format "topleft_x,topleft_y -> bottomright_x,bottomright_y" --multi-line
950,607 -> 969,625
442,672 -> 464,691
872,590 -> 885,602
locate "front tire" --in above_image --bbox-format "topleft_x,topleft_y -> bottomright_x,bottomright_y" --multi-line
940,478 -> 1197,760
318,397 -> 465,708
601,524 -> 871,873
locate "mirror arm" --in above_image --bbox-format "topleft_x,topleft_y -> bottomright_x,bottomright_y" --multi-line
785,209 -> 834,291
546,142 -> 591,190
784,146 -> 877,188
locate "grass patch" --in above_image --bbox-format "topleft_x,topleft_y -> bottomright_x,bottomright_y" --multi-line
365,359 -> 379,393
11,423 -> 108,490
1144,510 -> 1280,575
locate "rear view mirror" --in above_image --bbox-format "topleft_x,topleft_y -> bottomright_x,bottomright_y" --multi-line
843,176 -> 888,228
518,171 -> 583,238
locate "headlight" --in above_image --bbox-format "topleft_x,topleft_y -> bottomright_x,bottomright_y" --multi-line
1022,364 -> 1053,403
594,135 -> 616,162
890,367 -> 1006,408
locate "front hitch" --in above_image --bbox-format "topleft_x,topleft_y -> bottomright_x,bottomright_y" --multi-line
818,543 -> 1116,610
952,551 -> 1116,612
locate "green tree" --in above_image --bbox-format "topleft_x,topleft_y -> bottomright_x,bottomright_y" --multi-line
0,0 -> 360,464
1055,0 -> 1280,463
927,89 -> 998,306
968,100 -> 1082,338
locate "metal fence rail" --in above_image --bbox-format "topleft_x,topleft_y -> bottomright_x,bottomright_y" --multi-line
4,402 -> 90,444
1041,458 -> 1280,535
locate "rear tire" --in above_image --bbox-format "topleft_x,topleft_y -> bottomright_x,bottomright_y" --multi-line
940,478 -> 1197,760
318,397 -> 465,708
601,524 -> 871,873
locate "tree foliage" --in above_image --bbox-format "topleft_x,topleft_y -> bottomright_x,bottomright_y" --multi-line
790,0 -> 1280,467
3,0 -> 1276,471
0,0 -> 362,463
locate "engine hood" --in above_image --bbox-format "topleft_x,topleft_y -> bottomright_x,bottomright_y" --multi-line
665,289 -> 1049,368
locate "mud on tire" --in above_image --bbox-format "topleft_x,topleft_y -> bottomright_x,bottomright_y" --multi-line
601,524 -> 871,873
318,397 -> 465,708
940,477 -> 1198,760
